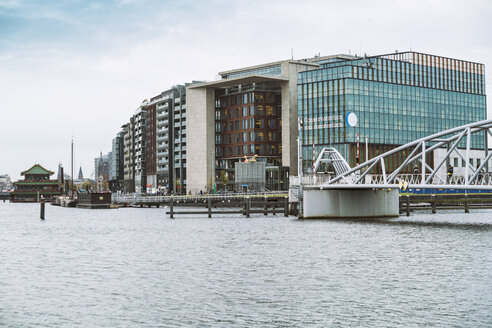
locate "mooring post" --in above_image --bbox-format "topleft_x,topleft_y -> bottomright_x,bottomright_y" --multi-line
263,195 -> 267,216
208,197 -> 212,218
406,195 -> 410,216
246,197 -> 251,218
169,196 -> 174,219
40,199 -> 45,220
464,193 -> 469,213
284,196 -> 289,217
431,194 -> 436,214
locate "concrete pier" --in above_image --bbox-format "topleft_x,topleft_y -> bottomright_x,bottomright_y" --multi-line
303,188 -> 399,218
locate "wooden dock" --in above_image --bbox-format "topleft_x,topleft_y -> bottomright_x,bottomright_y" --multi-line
166,196 -> 290,218
399,194 -> 492,216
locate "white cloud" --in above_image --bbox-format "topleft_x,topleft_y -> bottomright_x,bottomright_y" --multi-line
0,0 -> 20,9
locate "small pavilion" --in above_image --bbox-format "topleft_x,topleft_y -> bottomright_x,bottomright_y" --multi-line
11,164 -> 61,202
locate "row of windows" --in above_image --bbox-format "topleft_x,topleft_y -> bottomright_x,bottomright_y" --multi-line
216,131 -> 280,145
216,105 -> 279,119
216,144 -> 281,157
300,54 -> 485,95
223,65 -> 281,79
301,79 -> 486,107
216,92 -> 278,108
453,157 -> 484,168
215,118 -> 281,132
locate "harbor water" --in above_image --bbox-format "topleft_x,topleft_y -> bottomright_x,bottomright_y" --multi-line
1,202 -> 491,327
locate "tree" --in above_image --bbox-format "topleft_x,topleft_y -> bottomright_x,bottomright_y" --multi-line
219,170 -> 228,192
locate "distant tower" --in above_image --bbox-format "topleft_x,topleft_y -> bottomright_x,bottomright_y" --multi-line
78,166 -> 83,180
57,162 -> 64,182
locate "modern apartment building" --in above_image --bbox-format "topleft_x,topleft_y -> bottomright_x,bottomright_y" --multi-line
151,85 -> 187,194
134,104 -> 147,193
122,119 -> 135,192
186,55 -> 351,193
109,132 -> 124,191
297,51 -> 487,175
145,100 -> 157,190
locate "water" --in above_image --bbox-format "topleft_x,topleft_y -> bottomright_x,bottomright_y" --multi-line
1,202 -> 491,327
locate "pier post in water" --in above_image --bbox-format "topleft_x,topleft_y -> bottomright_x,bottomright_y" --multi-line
464,194 -> 469,213
40,199 -> 45,220
284,196 -> 289,217
246,197 -> 251,218
169,196 -> 174,219
431,194 -> 436,214
406,195 -> 410,216
208,197 -> 212,218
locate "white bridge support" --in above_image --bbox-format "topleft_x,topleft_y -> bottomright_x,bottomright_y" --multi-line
303,187 -> 399,218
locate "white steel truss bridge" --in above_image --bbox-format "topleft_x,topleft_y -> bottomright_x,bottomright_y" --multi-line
317,120 -> 492,190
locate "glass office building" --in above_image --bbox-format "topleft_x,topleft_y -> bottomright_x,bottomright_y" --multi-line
298,51 -> 487,172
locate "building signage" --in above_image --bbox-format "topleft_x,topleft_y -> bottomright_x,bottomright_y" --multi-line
345,112 -> 358,127
303,115 -> 343,130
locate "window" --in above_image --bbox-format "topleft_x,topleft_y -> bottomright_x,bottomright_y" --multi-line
453,158 -> 458,168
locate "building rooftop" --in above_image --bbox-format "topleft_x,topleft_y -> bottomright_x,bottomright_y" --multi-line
187,74 -> 289,89
21,164 -> 54,176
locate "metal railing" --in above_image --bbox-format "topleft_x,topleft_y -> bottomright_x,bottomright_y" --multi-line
112,191 -> 289,204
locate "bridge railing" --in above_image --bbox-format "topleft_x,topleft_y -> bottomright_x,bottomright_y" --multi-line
289,172 -> 492,187
112,191 -> 289,204
360,173 -> 492,186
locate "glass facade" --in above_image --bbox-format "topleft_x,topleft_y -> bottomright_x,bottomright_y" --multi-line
298,51 -> 486,172
222,65 -> 281,79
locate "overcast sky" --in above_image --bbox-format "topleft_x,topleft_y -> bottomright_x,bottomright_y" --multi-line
1,0 -> 491,181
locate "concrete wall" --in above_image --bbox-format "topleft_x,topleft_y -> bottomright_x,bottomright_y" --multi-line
186,87 -> 216,194
280,61 -> 320,176
303,188 -> 399,218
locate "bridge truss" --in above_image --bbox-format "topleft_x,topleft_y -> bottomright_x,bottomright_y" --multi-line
319,120 -> 492,190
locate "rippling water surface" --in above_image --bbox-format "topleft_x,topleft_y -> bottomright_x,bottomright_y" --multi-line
1,202 -> 491,327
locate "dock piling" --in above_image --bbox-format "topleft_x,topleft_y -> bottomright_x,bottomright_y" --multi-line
284,197 -> 289,217
406,195 -> 410,216
464,194 -> 469,213
431,194 -> 436,214
208,197 -> 212,218
40,199 -> 45,220
169,196 -> 174,219
246,197 -> 251,218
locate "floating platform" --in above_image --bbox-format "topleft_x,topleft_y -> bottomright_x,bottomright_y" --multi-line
76,192 -> 112,209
